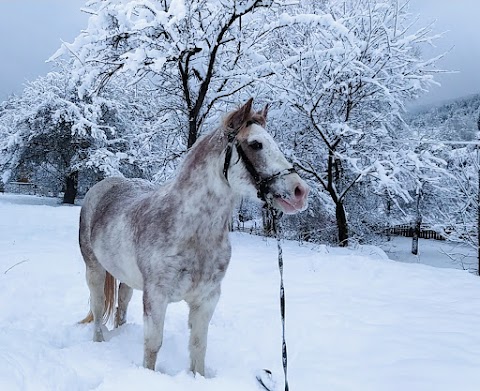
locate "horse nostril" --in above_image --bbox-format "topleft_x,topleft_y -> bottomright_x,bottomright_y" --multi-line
294,184 -> 306,200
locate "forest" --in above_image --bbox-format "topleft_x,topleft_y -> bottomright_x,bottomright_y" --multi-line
1,0 -> 479,272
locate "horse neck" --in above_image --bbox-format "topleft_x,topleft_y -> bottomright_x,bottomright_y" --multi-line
168,129 -> 236,217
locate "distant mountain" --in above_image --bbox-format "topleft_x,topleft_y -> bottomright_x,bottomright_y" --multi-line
407,93 -> 480,141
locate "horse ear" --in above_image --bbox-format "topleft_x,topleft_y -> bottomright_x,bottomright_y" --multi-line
227,98 -> 254,130
258,103 -> 269,119
242,98 -> 254,116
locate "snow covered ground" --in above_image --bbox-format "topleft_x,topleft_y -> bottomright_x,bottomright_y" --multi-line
382,236 -> 477,273
1,193 -> 480,391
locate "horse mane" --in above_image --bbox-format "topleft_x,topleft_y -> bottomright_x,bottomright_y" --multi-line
222,110 -> 267,129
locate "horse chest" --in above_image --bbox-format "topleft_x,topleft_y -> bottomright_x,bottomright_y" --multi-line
189,245 -> 230,285
141,236 -> 231,301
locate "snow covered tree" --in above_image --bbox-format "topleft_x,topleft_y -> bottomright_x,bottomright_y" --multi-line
268,0 -> 442,245
432,146 -> 479,273
393,147 -> 447,255
407,96 -> 480,270
52,0 -> 274,149
444,108 -> 480,274
0,66 -> 140,203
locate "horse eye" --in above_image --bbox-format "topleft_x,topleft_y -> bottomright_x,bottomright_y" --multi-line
249,141 -> 263,151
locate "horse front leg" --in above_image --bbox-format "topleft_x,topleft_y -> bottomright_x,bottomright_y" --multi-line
142,284 -> 168,370
188,287 -> 221,376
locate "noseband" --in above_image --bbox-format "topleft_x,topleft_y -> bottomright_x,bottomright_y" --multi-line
223,133 -> 297,202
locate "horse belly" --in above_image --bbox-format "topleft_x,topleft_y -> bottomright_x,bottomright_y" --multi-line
106,256 -> 143,291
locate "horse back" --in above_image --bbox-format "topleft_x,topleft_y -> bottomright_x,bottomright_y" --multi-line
81,177 -> 154,234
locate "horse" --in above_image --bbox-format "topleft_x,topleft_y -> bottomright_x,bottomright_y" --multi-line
78,98 -> 309,376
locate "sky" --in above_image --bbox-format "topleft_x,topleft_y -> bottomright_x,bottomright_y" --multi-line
0,0 -> 87,101
0,0 -> 479,107
408,0 -> 480,107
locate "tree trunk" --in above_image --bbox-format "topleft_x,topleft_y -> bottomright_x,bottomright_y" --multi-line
411,188 -> 422,255
385,191 -> 392,241
411,217 -> 421,255
187,114 -> 198,149
63,171 -> 78,204
335,201 -> 349,247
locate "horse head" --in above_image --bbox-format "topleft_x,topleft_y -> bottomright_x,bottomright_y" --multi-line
223,98 -> 309,215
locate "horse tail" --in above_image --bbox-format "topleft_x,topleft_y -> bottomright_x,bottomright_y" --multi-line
79,271 -> 118,324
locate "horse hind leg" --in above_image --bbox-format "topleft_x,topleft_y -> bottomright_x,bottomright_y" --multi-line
115,282 -> 133,328
79,208 -> 117,341
80,263 -> 106,341
79,252 -> 117,342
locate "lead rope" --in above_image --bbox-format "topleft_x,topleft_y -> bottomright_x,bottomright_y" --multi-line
257,203 -> 289,391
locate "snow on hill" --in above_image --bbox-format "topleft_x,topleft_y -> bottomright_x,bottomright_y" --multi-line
1,194 -> 480,391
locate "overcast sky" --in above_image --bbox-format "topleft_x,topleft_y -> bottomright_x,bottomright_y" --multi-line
0,0 -> 87,101
0,0 -> 479,107
408,0 -> 480,107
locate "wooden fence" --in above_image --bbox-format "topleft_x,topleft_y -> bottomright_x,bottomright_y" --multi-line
387,224 -> 446,241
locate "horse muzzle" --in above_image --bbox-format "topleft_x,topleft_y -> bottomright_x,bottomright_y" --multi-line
271,178 -> 309,215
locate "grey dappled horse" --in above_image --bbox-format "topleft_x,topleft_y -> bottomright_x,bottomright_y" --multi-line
78,98 -> 309,376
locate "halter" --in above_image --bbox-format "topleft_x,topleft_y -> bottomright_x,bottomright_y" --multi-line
223,134 -> 297,202
223,131 -> 293,390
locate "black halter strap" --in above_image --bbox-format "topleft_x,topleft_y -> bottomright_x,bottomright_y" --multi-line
223,134 -> 237,183
223,137 -> 297,201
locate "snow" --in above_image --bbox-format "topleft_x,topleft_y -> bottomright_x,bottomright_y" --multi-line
382,236 -> 477,272
1,194 -> 480,391
167,0 -> 186,25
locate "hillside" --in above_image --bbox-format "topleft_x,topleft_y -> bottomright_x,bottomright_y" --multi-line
408,93 -> 480,140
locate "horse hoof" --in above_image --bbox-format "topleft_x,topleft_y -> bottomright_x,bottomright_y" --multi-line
114,316 -> 126,328
93,330 -> 105,342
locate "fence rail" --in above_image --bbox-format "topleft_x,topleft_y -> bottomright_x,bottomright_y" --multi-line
387,224 -> 446,241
